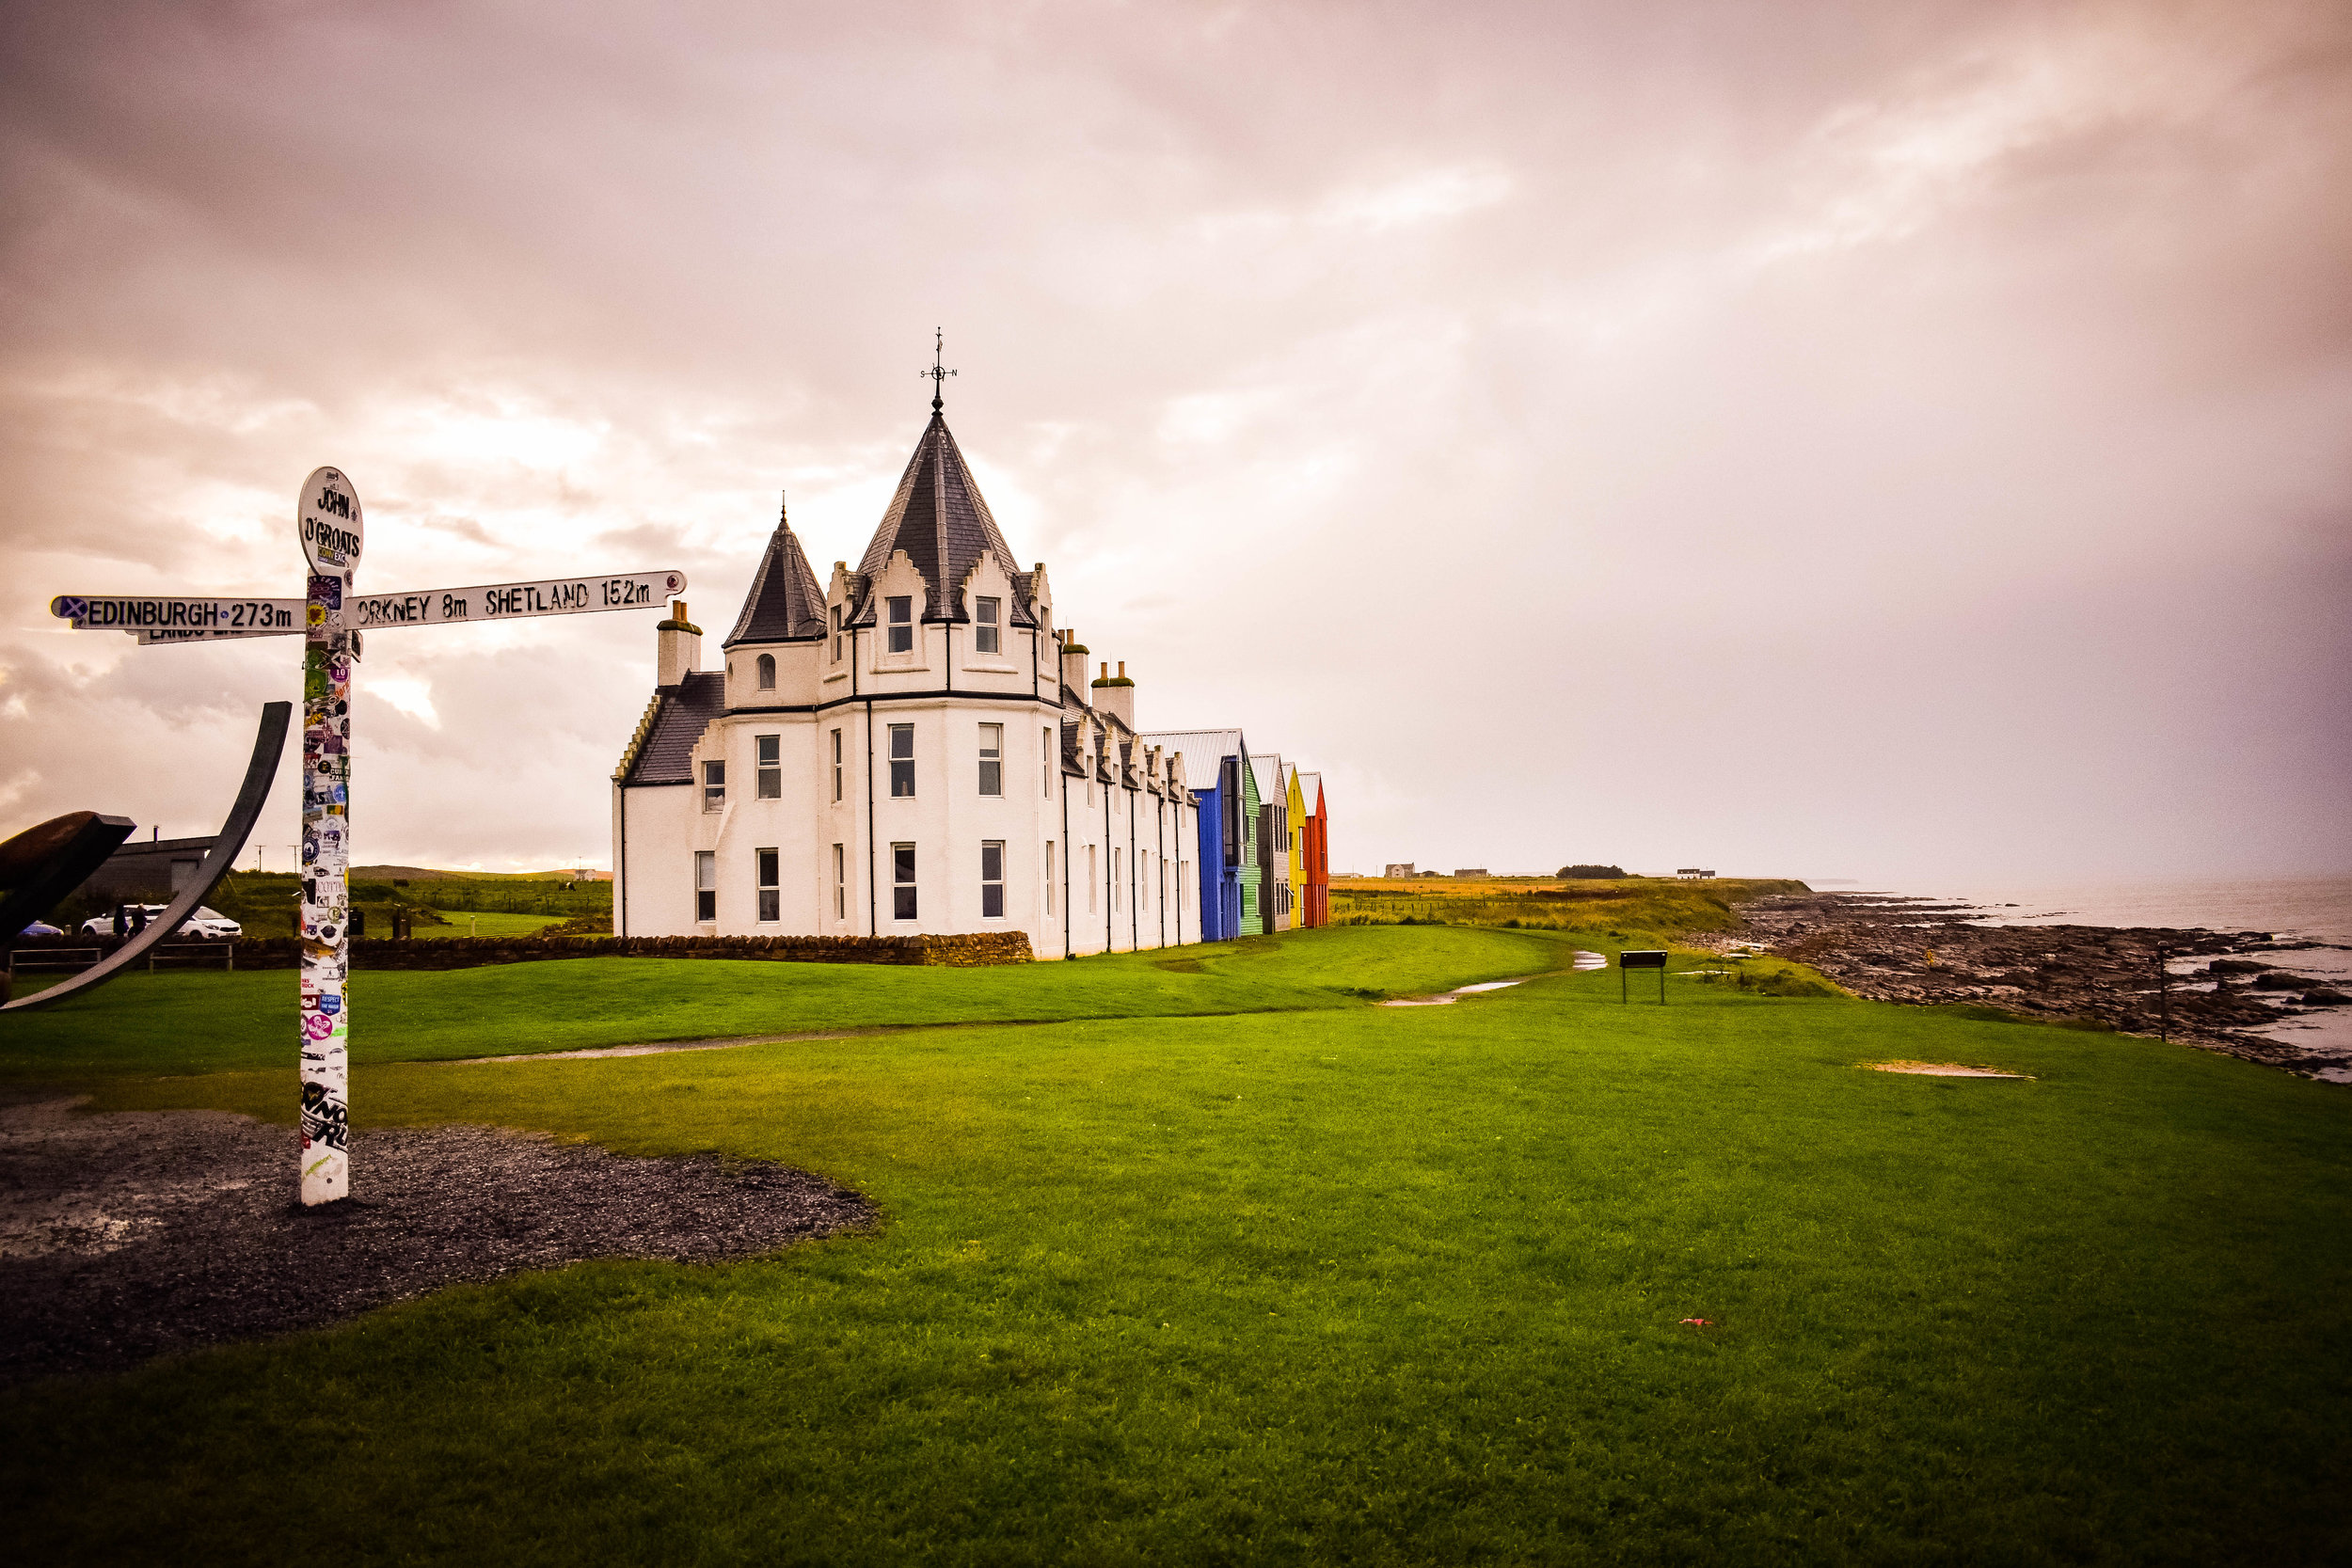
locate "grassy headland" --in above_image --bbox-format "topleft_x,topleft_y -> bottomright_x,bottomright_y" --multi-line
2,923 -> 2346,1563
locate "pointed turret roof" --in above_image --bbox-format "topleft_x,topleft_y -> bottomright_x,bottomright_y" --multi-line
723,500 -> 827,647
855,411 -> 1025,623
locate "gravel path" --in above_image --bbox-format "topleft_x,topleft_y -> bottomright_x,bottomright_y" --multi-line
0,1094 -> 873,1386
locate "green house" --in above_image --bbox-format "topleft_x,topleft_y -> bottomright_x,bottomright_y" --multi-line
1233,742 -> 1266,935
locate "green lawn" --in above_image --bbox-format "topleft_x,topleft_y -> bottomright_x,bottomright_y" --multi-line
0,926 -> 1553,1078
3,927 -> 2347,1564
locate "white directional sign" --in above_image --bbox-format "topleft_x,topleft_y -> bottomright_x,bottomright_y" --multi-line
54,571 -> 689,643
348,570 -> 687,631
50,594 -> 302,635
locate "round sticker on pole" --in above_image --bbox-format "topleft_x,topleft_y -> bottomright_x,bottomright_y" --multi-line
299,467 -> 364,574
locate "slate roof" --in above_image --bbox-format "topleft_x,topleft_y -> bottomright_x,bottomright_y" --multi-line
723,512 -> 827,647
619,671 -> 725,785
851,412 -> 1033,626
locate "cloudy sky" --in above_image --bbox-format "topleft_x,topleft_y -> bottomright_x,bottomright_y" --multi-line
3,0 -> 2346,887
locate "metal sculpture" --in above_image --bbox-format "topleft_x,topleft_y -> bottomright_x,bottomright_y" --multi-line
0,811 -> 136,945
2,703 -> 290,1014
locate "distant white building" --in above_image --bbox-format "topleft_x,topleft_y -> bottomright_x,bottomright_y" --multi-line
612,405 -> 1201,956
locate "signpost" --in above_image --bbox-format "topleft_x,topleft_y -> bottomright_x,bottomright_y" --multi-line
1619,948 -> 1669,1004
50,469 -> 685,1206
297,467 -> 361,1202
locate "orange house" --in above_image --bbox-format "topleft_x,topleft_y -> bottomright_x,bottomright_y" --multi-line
1296,770 -> 1329,927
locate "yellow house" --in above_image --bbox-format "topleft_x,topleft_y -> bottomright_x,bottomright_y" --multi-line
1285,763 -> 1307,928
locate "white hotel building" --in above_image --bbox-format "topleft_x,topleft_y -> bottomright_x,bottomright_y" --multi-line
611,406 -> 1201,956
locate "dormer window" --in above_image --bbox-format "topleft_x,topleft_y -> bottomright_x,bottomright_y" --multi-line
755,653 -> 775,689
887,596 -> 913,653
975,596 -> 1000,655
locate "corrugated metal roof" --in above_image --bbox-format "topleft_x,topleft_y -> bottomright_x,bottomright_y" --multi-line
620,671 -> 725,785
1296,770 -> 1324,814
723,515 -> 827,647
1138,729 -> 1248,787
1249,752 -> 1284,800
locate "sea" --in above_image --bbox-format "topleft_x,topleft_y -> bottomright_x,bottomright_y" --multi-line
1810,875 -> 2352,1078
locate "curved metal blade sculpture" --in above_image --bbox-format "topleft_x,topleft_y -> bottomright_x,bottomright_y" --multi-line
2,702 -> 290,1014
0,811 -> 137,945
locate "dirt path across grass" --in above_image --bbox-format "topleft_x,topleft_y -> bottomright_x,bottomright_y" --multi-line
446,1028 -> 868,1063
0,1093 -> 871,1387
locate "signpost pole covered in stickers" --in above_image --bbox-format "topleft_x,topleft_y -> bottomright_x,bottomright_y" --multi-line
297,467 -> 361,1204
47,470 -> 685,1207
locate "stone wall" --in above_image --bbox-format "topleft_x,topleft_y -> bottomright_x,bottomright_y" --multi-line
7,930 -> 1033,974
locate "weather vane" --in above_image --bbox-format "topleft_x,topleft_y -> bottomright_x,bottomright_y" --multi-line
923,327 -> 956,412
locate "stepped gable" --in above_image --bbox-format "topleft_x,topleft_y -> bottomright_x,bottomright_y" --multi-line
723,504 -> 828,647
618,672 -> 726,785
851,411 -> 1034,626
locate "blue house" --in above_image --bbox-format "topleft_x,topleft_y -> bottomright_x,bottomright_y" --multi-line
1139,727 -> 1251,941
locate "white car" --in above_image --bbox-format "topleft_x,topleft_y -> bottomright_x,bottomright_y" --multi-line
80,904 -> 243,939
183,906 -> 244,938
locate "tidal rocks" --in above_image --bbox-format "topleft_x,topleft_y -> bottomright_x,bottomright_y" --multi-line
1721,892 -> 2345,1077
2303,988 -> 2350,1006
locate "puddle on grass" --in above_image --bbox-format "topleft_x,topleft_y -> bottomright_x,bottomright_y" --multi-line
1379,978 -> 1533,1007
448,1030 -> 864,1064
1867,1061 -> 2031,1079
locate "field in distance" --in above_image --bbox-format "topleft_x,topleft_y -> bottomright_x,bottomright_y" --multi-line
352,864 -> 612,881
1328,874 -> 1808,937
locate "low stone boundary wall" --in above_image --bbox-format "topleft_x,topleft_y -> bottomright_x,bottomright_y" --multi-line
6,930 -> 1034,972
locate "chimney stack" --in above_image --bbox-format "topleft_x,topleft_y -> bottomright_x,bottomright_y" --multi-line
1058,628 -> 1090,700
657,599 -> 701,688
1090,657 -> 1136,728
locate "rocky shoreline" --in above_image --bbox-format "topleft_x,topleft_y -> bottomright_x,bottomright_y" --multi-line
1714,891 -> 2351,1077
